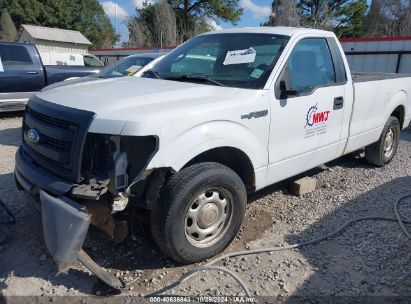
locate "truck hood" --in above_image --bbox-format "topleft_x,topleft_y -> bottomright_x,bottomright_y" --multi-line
41,76 -> 98,92
36,77 -> 245,134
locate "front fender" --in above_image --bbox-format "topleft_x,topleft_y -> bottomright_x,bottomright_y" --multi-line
147,120 -> 268,172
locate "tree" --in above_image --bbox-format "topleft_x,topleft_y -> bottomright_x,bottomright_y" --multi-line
0,9 -> 18,41
265,0 -> 301,27
265,0 -> 367,38
169,0 -> 243,31
333,0 -> 368,37
0,0 -> 118,48
154,1 -> 178,47
126,0 -> 243,47
69,0 -> 119,48
364,0 -> 411,36
298,0 -> 367,36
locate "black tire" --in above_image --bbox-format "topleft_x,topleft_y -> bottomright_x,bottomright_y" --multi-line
150,162 -> 247,264
365,116 -> 401,166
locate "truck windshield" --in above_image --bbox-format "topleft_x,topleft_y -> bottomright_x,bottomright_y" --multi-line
142,33 -> 289,89
95,56 -> 154,78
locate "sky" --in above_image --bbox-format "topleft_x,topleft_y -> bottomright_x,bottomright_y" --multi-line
99,0 -> 373,46
98,0 -> 274,46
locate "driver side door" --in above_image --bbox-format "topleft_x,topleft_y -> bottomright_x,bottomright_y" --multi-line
267,37 -> 348,185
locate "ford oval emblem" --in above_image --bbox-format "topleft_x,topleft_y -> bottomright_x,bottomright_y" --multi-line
27,129 -> 40,144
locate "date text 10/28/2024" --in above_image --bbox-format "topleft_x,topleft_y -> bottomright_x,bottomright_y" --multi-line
149,296 -> 257,303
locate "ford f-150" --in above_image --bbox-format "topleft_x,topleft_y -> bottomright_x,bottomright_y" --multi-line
14,27 -> 411,288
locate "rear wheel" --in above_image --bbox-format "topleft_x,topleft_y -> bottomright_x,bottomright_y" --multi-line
150,162 -> 247,264
365,116 -> 400,166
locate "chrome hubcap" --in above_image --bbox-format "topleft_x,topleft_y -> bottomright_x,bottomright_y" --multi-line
384,128 -> 395,158
185,189 -> 232,247
197,203 -> 219,229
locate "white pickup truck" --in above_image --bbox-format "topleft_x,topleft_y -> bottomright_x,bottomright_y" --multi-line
15,27 -> 411,287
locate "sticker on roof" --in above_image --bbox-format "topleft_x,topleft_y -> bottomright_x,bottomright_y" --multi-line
0,56 -> 3,72
223,47 -> 256,65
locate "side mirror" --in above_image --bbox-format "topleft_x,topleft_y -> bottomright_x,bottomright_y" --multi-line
279,80 -> 299,98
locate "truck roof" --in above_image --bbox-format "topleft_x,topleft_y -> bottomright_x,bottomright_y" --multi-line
202,26 -> 333,37
0,40 -> 35,46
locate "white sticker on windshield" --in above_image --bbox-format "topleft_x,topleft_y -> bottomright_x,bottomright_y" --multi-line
0,56 -> 4,72
126,65 -> 142,73
223,47 -> 256,65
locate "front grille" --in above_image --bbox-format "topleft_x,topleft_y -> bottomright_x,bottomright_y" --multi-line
22,97 -> 95,182
29,108 -> 70,129
43,135 -> 72,152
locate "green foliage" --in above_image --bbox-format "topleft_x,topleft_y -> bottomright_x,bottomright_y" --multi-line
334,0 -> 367,37
2,0 -> 43,26
0,0 -> 117,48
266,0 -> 368,38
299,0 -> 367,37
169,0 -> 243,24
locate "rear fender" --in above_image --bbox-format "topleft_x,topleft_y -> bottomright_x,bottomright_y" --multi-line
386,90 -> 408,129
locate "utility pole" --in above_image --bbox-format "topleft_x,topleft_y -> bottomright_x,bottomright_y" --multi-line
115,0 -> 117,47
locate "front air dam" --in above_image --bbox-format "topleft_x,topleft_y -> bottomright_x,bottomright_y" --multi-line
40,190 -> 124,289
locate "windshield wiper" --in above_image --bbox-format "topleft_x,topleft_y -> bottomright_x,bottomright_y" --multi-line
167,74 -> 226,87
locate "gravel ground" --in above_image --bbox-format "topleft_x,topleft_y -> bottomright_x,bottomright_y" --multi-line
0,113 -> 410,301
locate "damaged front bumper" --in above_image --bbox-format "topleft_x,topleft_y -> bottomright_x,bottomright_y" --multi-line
15,147 -> 125,289
40,190 -> 90,271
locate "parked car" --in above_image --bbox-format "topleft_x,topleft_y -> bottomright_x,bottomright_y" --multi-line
0,41 -> 101,112
15,27 -> 411,288
41,52 -> 166,91
39,51 -> 104,67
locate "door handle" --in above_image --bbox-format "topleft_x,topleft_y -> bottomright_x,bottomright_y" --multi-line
333,96 -> 344,110
27,71 -> 38,74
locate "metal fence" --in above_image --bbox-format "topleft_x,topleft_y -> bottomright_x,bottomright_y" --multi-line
90,47 -> 175,66
340,37 -> 411,74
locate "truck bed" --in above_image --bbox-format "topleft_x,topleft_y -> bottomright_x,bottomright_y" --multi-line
352,72 -> 411,83
345,72 -> 411,155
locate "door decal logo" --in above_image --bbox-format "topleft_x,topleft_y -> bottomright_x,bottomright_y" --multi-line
304,103 -> 331,138
305,103 -> 330,128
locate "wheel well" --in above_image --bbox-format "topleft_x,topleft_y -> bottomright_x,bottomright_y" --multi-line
183,147 -> 255,193
391,105 -> 405,128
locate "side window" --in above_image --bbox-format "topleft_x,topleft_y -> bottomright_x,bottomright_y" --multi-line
0,45 -> 33,65
83,55 -> 103,67
285,39 -> 336,95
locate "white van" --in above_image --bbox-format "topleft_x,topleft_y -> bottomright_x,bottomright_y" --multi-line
39,51 -> 103,67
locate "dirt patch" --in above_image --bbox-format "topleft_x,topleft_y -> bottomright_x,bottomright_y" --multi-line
87,207 -> 273,295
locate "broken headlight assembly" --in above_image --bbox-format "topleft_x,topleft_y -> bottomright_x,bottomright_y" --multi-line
71,133 -> 158,208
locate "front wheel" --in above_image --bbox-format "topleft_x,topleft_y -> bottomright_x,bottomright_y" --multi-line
365,116 -> 401,166
150,162 -> 247,264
